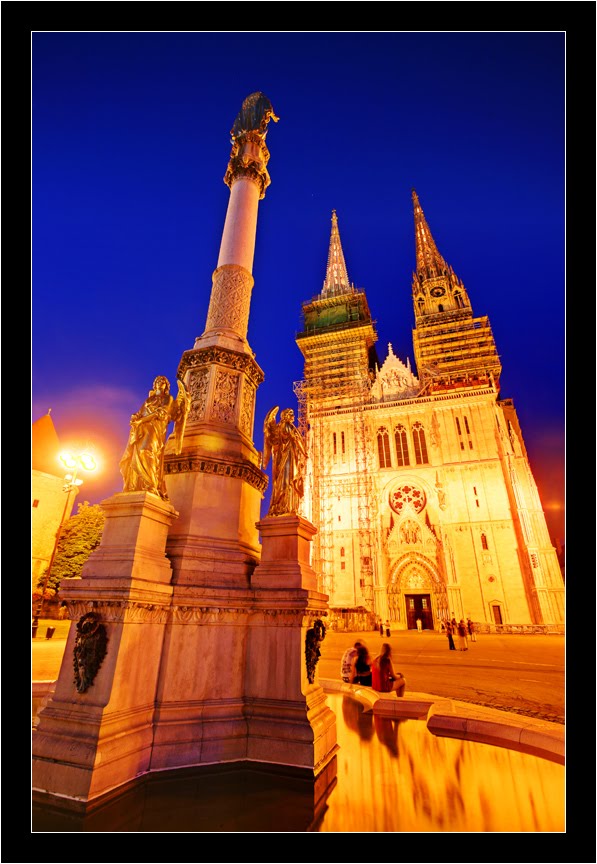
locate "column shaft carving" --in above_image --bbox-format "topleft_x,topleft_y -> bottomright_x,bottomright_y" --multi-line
204,264 -> 254,340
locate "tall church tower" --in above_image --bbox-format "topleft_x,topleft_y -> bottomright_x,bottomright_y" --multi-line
296,211 -> 379,608
411,190 -> 502,393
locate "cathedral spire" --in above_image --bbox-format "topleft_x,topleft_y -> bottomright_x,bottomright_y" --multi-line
412,189 -> 449,280
410,189 -> 501,392
321,210 -> 352,298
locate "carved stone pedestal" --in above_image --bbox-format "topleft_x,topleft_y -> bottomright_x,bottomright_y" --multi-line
32,492 -> 178,804
243,514 -> 337,772
149,514 -> 337,777
33,503 -> 338,809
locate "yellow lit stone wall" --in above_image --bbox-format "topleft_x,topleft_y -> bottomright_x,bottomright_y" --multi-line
305,385 -> 564,628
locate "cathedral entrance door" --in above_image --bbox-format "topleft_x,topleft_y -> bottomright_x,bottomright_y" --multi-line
405,594 -> 432,630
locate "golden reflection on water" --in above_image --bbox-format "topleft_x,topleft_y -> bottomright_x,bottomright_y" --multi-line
317,693 -> 565,833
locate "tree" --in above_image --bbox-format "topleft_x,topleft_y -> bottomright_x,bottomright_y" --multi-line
36,501 -> 105,595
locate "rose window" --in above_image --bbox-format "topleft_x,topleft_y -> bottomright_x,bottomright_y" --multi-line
389,483 -> 426,515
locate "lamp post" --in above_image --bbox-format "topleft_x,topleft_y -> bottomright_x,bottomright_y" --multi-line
33,451 -> 97,633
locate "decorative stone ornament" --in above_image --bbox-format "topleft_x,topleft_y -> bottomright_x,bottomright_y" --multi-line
73,612 -> 108,693
305,618 -> 326,684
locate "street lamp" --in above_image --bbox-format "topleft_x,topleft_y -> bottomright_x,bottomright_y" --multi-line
33,450 -> 97,632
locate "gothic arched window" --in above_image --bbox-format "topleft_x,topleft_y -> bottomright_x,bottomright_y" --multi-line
394,424 -> 410,466
377,426 -> 392,468
412,422 -> 429,465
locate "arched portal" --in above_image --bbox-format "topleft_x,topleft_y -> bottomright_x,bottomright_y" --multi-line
388,553 -> 449,630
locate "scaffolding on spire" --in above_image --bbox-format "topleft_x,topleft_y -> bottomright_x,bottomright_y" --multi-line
296,211 -> 380,625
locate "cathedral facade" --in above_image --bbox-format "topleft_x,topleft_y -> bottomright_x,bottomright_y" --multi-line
295,194 -> 564,632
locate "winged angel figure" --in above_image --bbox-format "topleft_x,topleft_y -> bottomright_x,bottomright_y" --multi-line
119,375 -> 191,500
262,406 -> 307,517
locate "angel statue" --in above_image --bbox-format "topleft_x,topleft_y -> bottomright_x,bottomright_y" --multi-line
262,407 -> 307,517
119,375 -> 191,500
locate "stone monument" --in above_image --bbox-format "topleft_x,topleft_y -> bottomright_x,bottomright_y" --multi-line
32,92 -> 337,811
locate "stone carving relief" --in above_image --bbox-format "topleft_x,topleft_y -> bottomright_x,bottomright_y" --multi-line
68,600 -> 170,625
399,519 -> 422,545
435,472 -> 447,509
211,369 -> 239,424
305,618 -> 326,684
179,345 -> 264,389
187,367 -> 209,423
385,500 -> 439,565
66,601 -> 317,632
165,453 -> 268,493
429,411 -> 441,448
73,612 -> 108,694
240,381 -> 255,437
369,343 -> 420,402
404,570 -> 427,590
205,265 -> 255,339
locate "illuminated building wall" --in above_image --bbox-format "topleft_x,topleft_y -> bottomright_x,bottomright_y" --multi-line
296,196 -> 564,630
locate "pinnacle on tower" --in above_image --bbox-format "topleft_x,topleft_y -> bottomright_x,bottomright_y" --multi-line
412,189 -> 450,280
321,210 -> 353,298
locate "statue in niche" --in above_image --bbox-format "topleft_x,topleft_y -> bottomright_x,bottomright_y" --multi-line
262,406 -> 307,516
120,375 -> 191,500
305,619 -> 326,684
230,92 -> 279,140
508,421 -> 523,457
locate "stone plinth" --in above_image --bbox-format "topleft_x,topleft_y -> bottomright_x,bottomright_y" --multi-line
150,514 -> 337,777
32,492 -> 178,803
252,514 -> 318,590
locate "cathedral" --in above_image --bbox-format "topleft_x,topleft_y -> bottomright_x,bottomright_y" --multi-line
294,192 -> 564,632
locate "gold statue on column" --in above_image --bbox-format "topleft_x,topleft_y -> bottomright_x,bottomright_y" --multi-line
262,407 -> 307,517
119,376 -> 190,500
230,92 -> 279,141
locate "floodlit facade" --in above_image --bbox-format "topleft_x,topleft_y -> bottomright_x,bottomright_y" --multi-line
295,195 -> 564,631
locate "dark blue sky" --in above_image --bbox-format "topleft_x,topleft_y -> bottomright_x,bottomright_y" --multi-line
31,31 -> 565,543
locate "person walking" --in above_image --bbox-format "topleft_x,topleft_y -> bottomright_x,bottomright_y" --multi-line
385,620 -> 391,637
371,643 -> 406,697
457,619 -> 468,651
467,617 -> 477,642
349,644 -> 373,686
416,618 -> 422,632
379,620 -> 384,637
445,621 -> 456,650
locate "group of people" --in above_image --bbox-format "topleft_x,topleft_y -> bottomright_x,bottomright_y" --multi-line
341,641 -> 406,697
443,617 -> 476,651
377,620 -> 391,637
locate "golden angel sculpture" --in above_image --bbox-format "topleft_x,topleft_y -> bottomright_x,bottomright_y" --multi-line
262,407 -> 307,517
119,375 -> 191,500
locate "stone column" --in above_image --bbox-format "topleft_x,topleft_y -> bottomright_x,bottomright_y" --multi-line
163,104 -> 277,589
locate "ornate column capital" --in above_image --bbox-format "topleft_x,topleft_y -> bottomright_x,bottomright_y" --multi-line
224,132 -> 272,199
